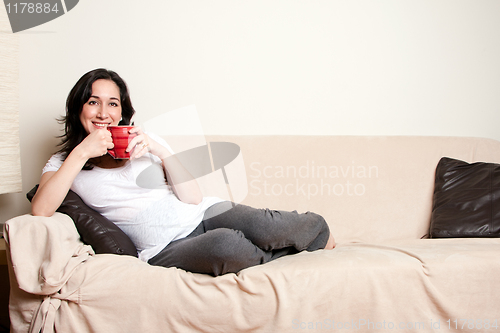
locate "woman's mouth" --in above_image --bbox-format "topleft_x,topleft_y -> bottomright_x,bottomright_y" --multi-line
92,122 -> 110,129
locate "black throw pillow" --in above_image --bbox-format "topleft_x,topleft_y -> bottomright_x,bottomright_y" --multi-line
27,185 -> 138,257
430,157 -> 500,238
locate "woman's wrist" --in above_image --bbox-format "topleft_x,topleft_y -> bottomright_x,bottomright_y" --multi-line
150,141 -> 172,161
71,144 -> 91,163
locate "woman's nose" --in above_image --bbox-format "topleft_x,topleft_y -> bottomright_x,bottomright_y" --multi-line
97,106 -> 108,118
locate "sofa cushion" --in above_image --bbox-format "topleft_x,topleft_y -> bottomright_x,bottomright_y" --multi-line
430,157 -> 500,238
27,185 -> 138,256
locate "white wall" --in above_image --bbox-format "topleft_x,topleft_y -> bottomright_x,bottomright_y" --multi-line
1,0 -> 500,222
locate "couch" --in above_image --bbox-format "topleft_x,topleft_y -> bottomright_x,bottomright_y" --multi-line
4,135 -> 500,333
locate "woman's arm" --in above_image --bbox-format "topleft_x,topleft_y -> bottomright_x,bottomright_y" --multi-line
128,128 -> 203,205
31,129 -> 114,216
31,149 -> 88,216
161,152 -> 204,205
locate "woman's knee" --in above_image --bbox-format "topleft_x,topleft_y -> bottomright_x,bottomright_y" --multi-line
304,212 -> 331,251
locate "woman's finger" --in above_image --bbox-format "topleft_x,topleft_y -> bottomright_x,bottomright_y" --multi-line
126,132 -> 145,152
128,126 -> 142,135
130,141 -> 149,160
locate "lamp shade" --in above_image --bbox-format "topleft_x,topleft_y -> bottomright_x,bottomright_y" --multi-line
0,7 -> 22,194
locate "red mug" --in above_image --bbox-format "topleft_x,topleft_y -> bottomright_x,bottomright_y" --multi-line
107,126 -> 137,159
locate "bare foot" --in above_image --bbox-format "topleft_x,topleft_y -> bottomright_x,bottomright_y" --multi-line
324,233 -> 336,250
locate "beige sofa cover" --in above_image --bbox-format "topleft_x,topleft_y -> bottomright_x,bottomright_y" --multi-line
5,136 -> 500,332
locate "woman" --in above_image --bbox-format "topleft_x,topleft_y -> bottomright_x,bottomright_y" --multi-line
32,68 -> 335,276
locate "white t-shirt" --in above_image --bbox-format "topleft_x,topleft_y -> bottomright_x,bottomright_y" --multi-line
42,133 -> 224,261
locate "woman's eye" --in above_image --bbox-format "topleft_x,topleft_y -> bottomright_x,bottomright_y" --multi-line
110,102 -> 119,107
88,100 -> 98,105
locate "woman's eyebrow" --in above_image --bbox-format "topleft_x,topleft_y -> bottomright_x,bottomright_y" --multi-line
90,95 -> 120,101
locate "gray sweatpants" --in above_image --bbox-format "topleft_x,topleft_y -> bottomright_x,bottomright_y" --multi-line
148,201 -> 330,276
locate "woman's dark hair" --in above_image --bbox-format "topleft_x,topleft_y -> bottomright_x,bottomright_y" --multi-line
57,68 -> 135,165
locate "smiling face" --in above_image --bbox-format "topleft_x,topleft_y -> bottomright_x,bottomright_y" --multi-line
79,79 -> 122,134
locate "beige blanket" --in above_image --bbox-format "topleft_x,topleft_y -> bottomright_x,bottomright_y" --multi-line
6,213 -> 500,332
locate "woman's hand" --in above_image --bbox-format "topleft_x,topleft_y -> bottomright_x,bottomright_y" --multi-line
75,128 -> 114,159
126,127 -> 169,160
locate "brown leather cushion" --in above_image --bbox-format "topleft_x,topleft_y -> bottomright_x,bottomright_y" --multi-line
430,157 -> 500,238
27,185 -> 138,256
